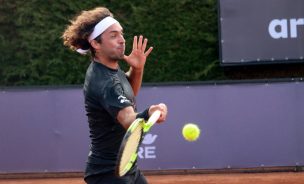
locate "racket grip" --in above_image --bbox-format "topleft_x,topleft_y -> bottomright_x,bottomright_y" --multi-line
143,110 -> 161,132
149,110 -> 161,123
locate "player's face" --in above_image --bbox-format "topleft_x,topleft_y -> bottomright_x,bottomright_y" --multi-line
100,23 -> 125,61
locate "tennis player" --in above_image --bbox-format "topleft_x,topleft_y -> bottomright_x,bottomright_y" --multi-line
62,7 -> 168,184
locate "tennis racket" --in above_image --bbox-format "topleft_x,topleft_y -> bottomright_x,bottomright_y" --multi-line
116,110 -> 161,177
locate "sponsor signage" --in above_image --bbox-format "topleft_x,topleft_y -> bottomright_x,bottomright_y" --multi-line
218,0 -> 304,65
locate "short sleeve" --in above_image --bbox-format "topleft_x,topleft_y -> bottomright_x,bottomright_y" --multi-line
101,82 -> 133,119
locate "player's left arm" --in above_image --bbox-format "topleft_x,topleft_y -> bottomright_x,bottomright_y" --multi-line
124,35 -> 153,96
125,67 -> 143,96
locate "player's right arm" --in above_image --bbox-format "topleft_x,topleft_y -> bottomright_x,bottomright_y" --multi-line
117,106 -> 137,129
117,103 -> 168,129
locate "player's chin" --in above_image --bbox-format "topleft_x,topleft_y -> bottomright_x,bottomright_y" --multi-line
116,51 -> 125,60
111,54 -> 124,60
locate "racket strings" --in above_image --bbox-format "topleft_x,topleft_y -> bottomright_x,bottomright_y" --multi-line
119,123 -> 143,174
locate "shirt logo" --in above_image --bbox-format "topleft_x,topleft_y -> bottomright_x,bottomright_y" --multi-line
118,95 -> 130,104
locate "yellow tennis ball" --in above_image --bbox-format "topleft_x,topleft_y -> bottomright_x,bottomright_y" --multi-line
182,123 -> 200,142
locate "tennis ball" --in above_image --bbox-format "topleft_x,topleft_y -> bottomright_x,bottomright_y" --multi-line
182,123 -> 200,142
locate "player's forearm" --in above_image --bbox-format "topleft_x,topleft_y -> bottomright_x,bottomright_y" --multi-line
127,67 -> 143,96
117,106 -> 137,129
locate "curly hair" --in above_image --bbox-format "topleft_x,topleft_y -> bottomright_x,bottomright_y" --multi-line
62,7 -> 113,54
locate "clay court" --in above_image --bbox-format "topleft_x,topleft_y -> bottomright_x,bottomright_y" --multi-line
0,172 -> 304,184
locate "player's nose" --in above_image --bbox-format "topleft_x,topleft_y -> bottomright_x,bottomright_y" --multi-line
119,34 -> 125,43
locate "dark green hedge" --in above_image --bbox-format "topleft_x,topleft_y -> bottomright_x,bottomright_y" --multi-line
1,0 -> 302,86
0,0 -> 227,86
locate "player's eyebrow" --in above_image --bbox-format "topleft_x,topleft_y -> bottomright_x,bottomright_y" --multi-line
109,28 -> 124,34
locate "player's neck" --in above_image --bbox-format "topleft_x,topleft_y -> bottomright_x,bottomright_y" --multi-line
94,56 -> 118,70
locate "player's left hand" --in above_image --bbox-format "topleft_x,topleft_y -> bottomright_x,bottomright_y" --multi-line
123,35 -> 153,70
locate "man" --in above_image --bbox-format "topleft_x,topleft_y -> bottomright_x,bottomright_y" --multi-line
62,7 -> 168,184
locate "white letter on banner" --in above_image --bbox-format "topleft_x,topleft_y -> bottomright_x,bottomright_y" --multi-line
145,146 -> 156,159
290,18 -> 304,38
269,19 -> 288,39
138,147 -> 144,159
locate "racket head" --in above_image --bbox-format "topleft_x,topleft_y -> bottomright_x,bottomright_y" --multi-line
116,118 -> 145,177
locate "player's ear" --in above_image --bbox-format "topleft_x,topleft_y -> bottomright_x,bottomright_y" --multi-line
90,40 -> 101,50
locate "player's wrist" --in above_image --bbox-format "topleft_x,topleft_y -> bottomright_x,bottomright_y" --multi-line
136,107 -> 150,120
131,66 -> 144,73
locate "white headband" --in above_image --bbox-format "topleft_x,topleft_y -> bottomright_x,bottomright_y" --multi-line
88,16 -> 118,41
76,16 -> 118,54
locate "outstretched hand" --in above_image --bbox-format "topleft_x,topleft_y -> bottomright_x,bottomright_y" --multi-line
123,35 -> 153,70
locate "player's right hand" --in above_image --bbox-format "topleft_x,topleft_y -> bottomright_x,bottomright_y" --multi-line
149,103 -> 168,123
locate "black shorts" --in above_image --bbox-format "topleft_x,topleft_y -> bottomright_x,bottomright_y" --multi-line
84,169 -> 148,184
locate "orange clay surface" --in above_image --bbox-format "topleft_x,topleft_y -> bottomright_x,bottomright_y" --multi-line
0,172 -> 303,184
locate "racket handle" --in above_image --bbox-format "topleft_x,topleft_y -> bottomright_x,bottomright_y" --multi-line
143,110 -> 161,132
149,110 -> 161,123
